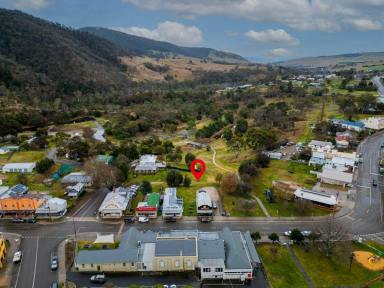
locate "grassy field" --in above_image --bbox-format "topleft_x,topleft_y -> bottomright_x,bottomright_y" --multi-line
257,244 -> 309,288
293,243 -> 383,288
251,160 -> 328,217
7,151 -> 46,163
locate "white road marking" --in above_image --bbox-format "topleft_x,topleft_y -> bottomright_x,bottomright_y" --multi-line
71,198 -> 93,217
117,222 -> 124,236
31,238 -> 39,288
14,250 -> 23,288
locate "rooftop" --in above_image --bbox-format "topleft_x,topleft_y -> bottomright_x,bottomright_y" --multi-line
146,193 -> 160,207
294,188 -> 337,206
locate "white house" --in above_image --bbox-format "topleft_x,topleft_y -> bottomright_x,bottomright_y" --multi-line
134,155 -> 166,174
66,183 -> 85,198
309,151 -> 326,166
35,197 -> 67,217
196,189 -> 213,220
326,156 -> 356,172
2,162 -> 36,173
98,191 -> 132,218
363,117 -> 384,130
294,188 -> 337,208
319,168 -> 353,187
308,140 -> 333,153
61,172 -> 92,186
162,187 -> 183,219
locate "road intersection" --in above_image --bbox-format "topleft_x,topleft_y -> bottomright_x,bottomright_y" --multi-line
1,131 -> 384,288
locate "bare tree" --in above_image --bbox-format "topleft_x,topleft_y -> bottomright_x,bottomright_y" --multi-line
220,173 -> 239,194
296,198 -> 313,215
236,199 -> 257,214
84,158 -> 123,189
316,215 -> 349,257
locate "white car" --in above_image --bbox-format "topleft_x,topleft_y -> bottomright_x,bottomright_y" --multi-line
302,230 -> 311,237
13,251 -> 22,263
138,217 -> 149,223
284,230 -> 292,237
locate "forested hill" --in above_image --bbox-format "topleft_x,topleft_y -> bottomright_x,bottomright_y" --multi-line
0,9 -> 131,103
80,27 -> 248,64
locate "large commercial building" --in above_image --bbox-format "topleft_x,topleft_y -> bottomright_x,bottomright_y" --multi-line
75,227 -> 260,282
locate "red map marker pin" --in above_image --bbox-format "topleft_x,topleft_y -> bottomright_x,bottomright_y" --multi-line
190,159 -> 206,181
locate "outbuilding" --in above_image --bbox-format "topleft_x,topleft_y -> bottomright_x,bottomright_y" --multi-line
2,163 -> 35,173
294,188 -> 337,208
319,168 -> 353,187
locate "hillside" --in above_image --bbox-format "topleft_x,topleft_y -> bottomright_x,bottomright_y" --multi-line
80,27 -> 248,64
0,9 -> 131,104
277,52 -> 384,71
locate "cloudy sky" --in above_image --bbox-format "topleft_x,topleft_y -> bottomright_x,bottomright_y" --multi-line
1,0 -> 384,62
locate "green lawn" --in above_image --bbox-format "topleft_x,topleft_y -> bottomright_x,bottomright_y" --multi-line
251,160 -> 328,217
293,243 -> 383,288
7,151 -> 46,163
257,244 -> 309,288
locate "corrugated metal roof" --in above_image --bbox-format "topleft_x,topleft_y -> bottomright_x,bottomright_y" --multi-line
154,239 -> 196,257
198,239 -> 225,260
294,188 -> 337,206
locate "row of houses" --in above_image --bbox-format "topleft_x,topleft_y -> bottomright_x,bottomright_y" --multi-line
75,227 -> 260,282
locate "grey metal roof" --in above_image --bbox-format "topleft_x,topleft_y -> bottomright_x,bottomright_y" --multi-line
219,228 -> 252,270
76,227 -> 156,265
198,239 -> 225,260
243,231 -> 261,265
154,239 -> 196,257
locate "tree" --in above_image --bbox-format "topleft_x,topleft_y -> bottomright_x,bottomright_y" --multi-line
183,175 -> 191,187
251,232 -> 261,244
296,198 -> 313,215
235,118 -> 248,135
115,154 -> 129,180
185,152 -> 196,167
215,173 -> 223,184
120,143 -> 139,161
289,229 -> 304,243
222,127 -> 233,141
67,137 -> 89,161
256,152 -> 270,168
316,216 -> 348,257
269,233 -> 279,244
220,173 -> 239,194
35,158 -> 54,173
237,182 -> 252,195
84,159 -> 123,189
166,170 -> 183,187
308,232 -> 321,247
16,174 -> 28,185
141,180 -> 152,194
239,159 -> 259,177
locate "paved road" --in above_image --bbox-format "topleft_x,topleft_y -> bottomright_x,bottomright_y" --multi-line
93,121 -> 106,142
3,131 -> 384,287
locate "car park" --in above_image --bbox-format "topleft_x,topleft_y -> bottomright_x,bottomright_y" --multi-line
13,251 -> 22,263
90,273 -> 106,284
138,216 -> 149,223
51,255 -> 58,270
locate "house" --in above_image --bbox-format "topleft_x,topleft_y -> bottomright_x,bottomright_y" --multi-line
363,117 -> 384,130
133,155 -> 166,174
318,168 -> 353,187
35,197 -> 67,217
8,184 -> 29,196
61,172 -> 92,186
308,140 -> 333,152
162,188 -> 183,219
309,151 -> 326,166
0,146 -> 19,155
326,156 -> 356,172
0,238 -> 6,270
294,188 -> 337,209
330,119 -> 365,132
66,183 -> 85,198
196,189 -> 213,221
135,193 -> 160,218
74,227 -> 260,283
0,195 -> 45,215
2,162 -> 36,173
335,131 -> 353,149
98,191 -> 133,218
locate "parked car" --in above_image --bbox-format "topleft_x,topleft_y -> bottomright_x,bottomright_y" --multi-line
381,143 -> 384,148
372,179 -> 378,187
302,230 -> 311,237
165,217 -> 177,223
50,282 -> 58,288
51,255 -> 58,270
90,273 -> 106,284
284,230 -> 292,237
26,218 -> 36,224
124,216 -> 136,223
212,201 -> 218,209
138,217 -> 149,223
12,218 -> 25,223
13,251 -> 22,263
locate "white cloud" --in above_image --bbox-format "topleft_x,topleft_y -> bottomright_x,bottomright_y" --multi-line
13,0 -> 51,9
267,48 -> 291,57
123,0 -> 384,32
347,19 -> 383,31
113,21 -> 203,46
245,29 -> 299,46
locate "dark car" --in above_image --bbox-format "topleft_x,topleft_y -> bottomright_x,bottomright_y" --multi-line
26,218 -> 36,224
90,273 -> 106,284
372,179 -> 378,187
165,217 -> 177,223
51,255 -> 58,270
124,216 -> 136,223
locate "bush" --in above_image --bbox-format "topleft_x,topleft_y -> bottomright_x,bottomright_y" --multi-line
166,170 -> 183,187
185,152 -> 196,167
141,180 -> 152,194
183,175 -> 191,187
36,157 -> 54,173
